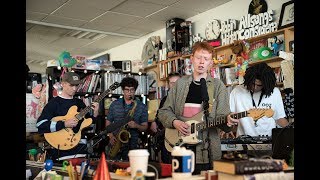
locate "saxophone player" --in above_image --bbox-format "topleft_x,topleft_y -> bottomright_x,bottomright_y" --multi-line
105,77 -> 148,160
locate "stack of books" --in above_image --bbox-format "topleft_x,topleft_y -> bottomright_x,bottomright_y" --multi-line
213,158 -> 294,180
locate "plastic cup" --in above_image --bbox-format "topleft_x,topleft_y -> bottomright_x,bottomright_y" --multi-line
128,149 -> 150,178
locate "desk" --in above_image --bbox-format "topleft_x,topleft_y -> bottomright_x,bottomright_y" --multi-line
26,160 -> 93,180
110,173 -> 205,180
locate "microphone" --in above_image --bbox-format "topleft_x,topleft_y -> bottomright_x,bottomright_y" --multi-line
200,78 -> 209,111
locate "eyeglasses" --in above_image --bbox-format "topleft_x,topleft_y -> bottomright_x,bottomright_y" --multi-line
123,88 -> 135,93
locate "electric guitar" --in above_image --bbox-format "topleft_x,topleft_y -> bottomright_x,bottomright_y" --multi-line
164,108 -> 274,152
44,82 -> 120,150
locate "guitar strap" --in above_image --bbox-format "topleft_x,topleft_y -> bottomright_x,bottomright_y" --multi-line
207,81 -> 215,113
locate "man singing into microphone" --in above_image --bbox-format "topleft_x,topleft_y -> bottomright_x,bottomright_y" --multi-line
105,77 -> 148,160
158,42 -> 238,174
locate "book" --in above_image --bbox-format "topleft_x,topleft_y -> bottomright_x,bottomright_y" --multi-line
217,171 -> 294,180
213,158 -> 283,175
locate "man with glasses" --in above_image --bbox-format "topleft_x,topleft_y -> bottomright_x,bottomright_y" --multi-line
36,72 -> 99,161
105,77 -> 148,160
228,62 -> 289,137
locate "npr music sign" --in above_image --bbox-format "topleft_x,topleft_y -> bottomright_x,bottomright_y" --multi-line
221,10 -> 278,45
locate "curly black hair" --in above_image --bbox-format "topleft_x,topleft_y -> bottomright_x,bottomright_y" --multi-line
120,76 -> 139,90
243,62 -> 276,97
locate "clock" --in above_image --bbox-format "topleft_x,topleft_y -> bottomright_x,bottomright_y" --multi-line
205,19 -> 221,40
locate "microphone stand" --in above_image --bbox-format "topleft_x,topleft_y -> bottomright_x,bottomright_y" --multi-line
203,101 -> 212,169
73,119 -> 128,159
200,78 -> 212,169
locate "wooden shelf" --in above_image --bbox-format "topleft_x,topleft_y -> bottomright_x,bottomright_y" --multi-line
213,56 -> 283,68
214,26 -> 294,51
215,62 -> 234,68
248,56 -> 283,66
143,64 -> 157,71
159,54 -> 191,63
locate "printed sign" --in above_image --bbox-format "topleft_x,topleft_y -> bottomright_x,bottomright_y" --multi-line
26,93 -> 39,132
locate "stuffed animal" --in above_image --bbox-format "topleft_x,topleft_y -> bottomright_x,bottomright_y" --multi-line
231,40 -> 249,60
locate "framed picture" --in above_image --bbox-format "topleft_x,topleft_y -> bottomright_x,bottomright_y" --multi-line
278,1 -> 294,29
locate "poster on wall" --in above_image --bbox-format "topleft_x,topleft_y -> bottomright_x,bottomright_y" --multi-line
26,93 -> 39,132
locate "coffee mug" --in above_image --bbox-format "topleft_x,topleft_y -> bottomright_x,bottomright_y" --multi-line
171,146 -> 195,178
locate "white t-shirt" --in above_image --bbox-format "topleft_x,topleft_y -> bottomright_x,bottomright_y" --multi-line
229,85 -> 286,137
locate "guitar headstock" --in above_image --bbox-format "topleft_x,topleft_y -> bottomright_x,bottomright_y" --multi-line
109,82 -> 120,90
247,108 -> 274,120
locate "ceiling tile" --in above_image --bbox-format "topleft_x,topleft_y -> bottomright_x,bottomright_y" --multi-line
51,0 -> 106,21
83,35 -> 135,50
26,12 -> 48,21
126,18 -> 165,31
117,28 -> 150,36
71,47 -> 107,57
90,12 -> 142,27
26,0 -> 69,14
147,6 -> 199,21
171,0 -> 231,12
26,25 -> 71,44
82,23 -> 122,33
111,0 -> 166,17
26,23 -> 35,31
85,0 -> 127,11
43,15 -> 88,27
26,43 -> 64,59
49,36 -> 93,49
137,0 -> 179,6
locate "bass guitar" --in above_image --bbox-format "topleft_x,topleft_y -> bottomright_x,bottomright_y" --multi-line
44,82 -> 120,150
164,108 -> 274,152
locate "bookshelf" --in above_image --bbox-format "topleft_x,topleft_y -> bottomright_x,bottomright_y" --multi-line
213,26 -> 294,87
71,68 -> 148,132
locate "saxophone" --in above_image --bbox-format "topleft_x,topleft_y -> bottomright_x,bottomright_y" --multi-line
107,124 -> 130,158
106,101 -> 137,159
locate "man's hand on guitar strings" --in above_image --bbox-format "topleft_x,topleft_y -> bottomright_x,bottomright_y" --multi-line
91,102 -> 99,117
173,119 -> 190,136
227,113 -> 240,127
64,118 -> 78,128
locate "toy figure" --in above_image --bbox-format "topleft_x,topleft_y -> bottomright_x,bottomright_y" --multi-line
270,36 -> 284,56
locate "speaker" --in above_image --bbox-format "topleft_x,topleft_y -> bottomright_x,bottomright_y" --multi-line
272,127 -> 294,163
122,61 -> 131,72
112,60 -> 131,72
166,18 -> 188,57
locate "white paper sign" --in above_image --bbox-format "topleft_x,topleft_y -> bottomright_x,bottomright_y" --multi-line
26,93 -> 39,132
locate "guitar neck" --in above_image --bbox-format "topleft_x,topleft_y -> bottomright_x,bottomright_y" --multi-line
75,88 -> 114,120
197,111 -> 247,131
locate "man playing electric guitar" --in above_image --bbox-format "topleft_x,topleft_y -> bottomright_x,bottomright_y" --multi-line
36,72 -> 99,161
158,42 -> 239,174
